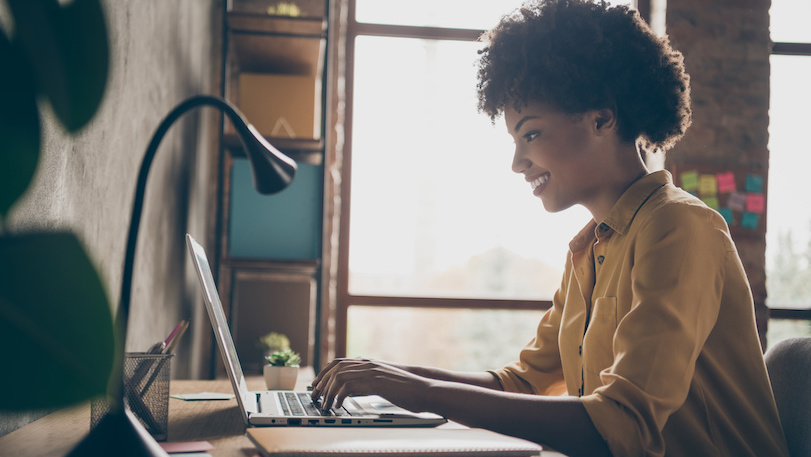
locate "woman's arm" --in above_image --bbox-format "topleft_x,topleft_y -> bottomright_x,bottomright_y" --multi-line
315,358 -> 503,390
310,358 -> 611,457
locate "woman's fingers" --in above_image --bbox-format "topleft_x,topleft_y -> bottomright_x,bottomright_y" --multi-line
311,358 -> 365,405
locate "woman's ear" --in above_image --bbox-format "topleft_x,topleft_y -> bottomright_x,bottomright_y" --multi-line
592,108 -> 618,133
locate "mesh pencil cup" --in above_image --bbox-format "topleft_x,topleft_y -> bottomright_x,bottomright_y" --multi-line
91,352 -> 173,441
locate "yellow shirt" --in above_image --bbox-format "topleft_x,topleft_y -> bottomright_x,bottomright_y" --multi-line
491,171 -> 788,457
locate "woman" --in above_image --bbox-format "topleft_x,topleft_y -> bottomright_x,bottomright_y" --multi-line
311,1 -> 789,456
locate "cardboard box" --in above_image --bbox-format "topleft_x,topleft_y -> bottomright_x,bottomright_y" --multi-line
239,72 -> 321,140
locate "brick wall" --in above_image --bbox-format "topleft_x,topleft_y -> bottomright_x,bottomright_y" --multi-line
664,0 -> 772,346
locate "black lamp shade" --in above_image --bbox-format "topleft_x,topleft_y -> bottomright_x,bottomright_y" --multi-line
236,122 -> 297,195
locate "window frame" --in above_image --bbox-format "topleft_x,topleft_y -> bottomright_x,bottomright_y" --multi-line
768,40 -> 811,322
335,0 -> 647,356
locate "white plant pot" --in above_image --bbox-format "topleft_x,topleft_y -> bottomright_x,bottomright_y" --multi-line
263,365 -> 299,390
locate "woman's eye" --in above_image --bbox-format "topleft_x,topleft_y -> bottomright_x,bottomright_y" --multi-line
523,131 -> 540,142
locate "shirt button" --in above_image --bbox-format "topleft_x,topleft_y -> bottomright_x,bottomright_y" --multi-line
597,255 -> 605,265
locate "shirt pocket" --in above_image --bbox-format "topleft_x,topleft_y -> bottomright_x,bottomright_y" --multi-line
583,296 -> 618,377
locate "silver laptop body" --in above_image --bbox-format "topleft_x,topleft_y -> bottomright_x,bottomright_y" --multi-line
186,233 -> 447,427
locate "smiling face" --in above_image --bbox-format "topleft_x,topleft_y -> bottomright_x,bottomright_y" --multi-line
505,101 -> 611,215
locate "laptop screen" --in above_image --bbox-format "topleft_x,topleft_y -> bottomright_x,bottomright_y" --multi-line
186,234 -> 254,423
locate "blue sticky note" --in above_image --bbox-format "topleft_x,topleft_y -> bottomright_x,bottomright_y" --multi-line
741,212 -> 759,230
718,207 -> 734,225
170,392 -> 234,401
745,174 -> 763,193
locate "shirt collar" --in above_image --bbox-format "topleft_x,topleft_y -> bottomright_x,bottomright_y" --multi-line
568,170 -> 672,253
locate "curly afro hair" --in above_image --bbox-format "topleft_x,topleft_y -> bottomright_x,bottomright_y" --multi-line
476,0 -> 691,152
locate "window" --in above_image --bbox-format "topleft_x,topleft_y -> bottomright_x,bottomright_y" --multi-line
338,0 -> 636,369
766,0 -> 811,346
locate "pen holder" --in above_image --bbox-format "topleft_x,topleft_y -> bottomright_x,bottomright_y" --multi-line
91,352 -> 173,441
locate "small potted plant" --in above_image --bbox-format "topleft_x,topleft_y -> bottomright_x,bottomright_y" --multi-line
263,347 -> 302,390
257,332 -> 291,359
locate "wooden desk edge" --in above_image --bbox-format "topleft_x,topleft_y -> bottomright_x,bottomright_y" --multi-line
0,376 -> 564,456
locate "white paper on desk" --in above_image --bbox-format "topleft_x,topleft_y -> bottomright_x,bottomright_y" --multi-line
248,427 -> 543,456
171,392 -> 235,401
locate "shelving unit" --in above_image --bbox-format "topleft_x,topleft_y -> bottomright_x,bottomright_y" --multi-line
215,0 -> 329,373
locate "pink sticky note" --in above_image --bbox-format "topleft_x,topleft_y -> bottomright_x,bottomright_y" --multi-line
746,193 -> 765,214
716,171 -> 736,193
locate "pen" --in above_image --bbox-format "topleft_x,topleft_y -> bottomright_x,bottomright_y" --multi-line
161,319 -> 187,350
139,319 -> 190,397
132,319 -> 187,390
164,320 -> 189,354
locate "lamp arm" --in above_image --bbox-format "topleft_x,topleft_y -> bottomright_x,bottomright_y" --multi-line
117,95 -> 247,347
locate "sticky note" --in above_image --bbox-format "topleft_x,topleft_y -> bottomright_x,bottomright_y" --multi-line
746,193 -> 765,213
745,174 -> 763,193
680,171 -> 699,191
159,441 -> 214,453
699,174 -> 718,196
742,212 -> 759,230
727,192 -> 746,212
718,207 -> 734,225
702,196 -> 719,210
716,171 -> 736,193
170,392 -> 234,401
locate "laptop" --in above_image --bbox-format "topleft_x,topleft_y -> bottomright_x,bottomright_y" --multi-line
186,233 -> 447,427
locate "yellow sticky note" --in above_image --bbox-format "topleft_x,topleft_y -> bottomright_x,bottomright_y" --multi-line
699,174 -> 718,196
680,171 -> 699,191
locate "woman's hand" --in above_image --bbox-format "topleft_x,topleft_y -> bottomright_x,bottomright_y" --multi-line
310,358 -> 433,412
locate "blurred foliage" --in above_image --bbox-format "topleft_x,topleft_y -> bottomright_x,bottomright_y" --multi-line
0,0 -> 115,411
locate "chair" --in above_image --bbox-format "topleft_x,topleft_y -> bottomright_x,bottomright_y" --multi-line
764,337 -> 811,457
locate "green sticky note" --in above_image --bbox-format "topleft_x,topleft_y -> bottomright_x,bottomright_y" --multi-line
742,212 -> 759,230
702,196 -> 719,210
680,170 -> 699,191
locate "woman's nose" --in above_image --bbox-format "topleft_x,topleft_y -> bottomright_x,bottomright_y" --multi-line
511,147 -> 530,174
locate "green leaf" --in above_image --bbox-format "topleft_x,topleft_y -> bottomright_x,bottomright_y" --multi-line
0,232 -> 116,411
7,0 -> 109,132
0,27 -> 40,218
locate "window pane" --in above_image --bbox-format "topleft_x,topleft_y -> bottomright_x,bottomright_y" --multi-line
347,306 -> 543,370
349,36 -> 591,300
766,319 -> 811,350
355,0 -> 634,30
766,55 -> 811,308
355,0 -> 525,30
770,0 -> 811,43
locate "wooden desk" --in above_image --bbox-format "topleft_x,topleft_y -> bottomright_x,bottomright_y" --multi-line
0,376 -> 565,456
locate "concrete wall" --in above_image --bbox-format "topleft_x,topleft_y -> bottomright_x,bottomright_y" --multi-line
1,0 -> 222,435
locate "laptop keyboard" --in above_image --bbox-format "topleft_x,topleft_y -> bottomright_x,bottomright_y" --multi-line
278,392 -> 350,417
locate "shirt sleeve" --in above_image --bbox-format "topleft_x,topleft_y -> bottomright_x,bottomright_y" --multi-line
489,259 -> 570,395
581,202 -> 729,457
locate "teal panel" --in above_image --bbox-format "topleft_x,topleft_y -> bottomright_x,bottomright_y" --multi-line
229,159 -> 322,259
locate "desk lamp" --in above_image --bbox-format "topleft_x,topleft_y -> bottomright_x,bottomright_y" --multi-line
68,95 -> 297,457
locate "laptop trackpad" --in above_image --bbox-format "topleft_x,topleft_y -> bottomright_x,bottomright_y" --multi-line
346,396 -> 421,418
